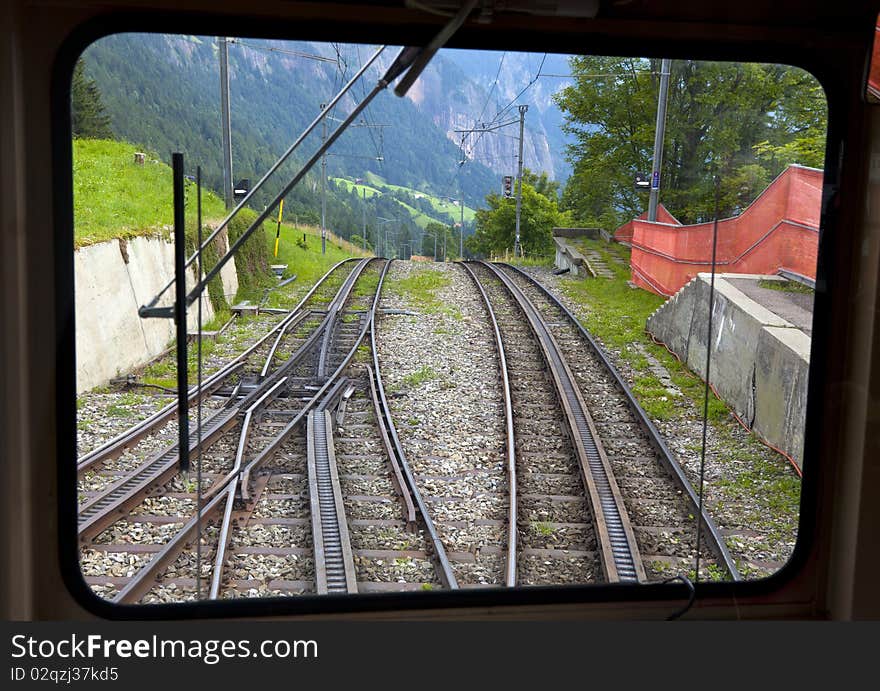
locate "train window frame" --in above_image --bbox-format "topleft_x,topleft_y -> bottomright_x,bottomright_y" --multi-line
52,7 -> 854,620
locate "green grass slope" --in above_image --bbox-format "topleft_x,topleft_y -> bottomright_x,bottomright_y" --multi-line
73,139 -> 227,248
332,176 -> 476,227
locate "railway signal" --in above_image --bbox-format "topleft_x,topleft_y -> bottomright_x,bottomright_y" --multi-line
233,178 -> 250,202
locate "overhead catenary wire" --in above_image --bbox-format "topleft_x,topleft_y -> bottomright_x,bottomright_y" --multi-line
138,44 -> 387,315
227,38 -> 339,64
442,52 -> 547,200
693,174 -> 722,587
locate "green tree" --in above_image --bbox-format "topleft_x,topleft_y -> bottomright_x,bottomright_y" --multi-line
753,70 -> 827,170
555,57 -> 826,229
468,171 -> 569,258
71,59 -> 113,139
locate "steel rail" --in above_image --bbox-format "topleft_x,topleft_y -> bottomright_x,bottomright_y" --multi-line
78,257 -> 360,476
208,377 -> 288,600
80,259 -> 363,541
238,259 -> 386,498
113,489 -> 228,604
369,267 -> 459,590
113,261 -> 387,603
366,363 -> 417,530
77,406 -> 240,542
307,408 -> 358,594
316,262 -> 368,378
498,263 -> 741,581
235,259 -> 370,411
77,364 -> 243,476
259,310 -> 314,379
478,261 -> 646,584
457,261 -> 518,587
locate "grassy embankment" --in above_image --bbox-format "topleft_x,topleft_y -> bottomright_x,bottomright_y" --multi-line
549,237 -> 800,577
74,138 -> 366,388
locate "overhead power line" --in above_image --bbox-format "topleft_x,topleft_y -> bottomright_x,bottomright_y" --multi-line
226,38 -> 338,64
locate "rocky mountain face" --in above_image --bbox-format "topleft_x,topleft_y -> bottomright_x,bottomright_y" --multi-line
82,35 -> 571,207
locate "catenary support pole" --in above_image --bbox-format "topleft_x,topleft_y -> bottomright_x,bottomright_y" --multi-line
172,153 -> 190,473
321,103 -> 327,255
219,37 -> 234,210
647,58 -> 671,222
514,104 -> 528,257
460,197 -> 464,259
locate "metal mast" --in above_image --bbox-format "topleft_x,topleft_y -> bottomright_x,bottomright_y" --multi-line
514,104 -> 528,257
647,58 -> 671,222
459,196 -> 464,258
320,103 -> 327,254
218,37 -> 234,210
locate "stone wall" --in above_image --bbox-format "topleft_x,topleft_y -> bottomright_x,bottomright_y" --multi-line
74,233 -> 237,393
646,273 -> 810,469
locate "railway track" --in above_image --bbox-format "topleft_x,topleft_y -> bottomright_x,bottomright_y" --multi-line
493,262 -> 740,581
79,258 -> 366,597
80,255 -> 739,603
82,258 -> 459,601
457,262 -> 624,584
77,257 -> 361,478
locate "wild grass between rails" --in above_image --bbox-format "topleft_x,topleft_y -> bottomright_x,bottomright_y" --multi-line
384,268 -> 461,319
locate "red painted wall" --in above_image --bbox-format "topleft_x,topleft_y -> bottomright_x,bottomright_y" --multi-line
614,165 -> 821,296
614,204 -> 679,245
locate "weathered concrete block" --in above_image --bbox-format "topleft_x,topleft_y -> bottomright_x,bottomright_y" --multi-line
553,236 -> 596,277
646,273 -> 810,469
754,326 -> 810,464
75,235 -> 217,394
684,278 -> 792,427
553,227 -> 601,240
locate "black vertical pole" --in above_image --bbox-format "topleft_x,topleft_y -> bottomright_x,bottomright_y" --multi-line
694,172 -> 721,583
173,153 -> 190,473
195,164 -> 203,597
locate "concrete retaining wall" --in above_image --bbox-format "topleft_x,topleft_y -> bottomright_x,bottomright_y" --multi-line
75,233 -> 236,393
552,227 -> 601,240
553,236 -> 594,277
646,273 -> 809,468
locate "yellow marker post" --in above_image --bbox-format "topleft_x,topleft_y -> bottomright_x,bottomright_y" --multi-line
273,199 -> 284,257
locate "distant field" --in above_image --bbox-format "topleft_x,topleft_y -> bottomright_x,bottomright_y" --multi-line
332,176 -> 476,227
73,139 -> 226,248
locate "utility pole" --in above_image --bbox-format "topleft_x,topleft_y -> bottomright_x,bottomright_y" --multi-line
514,104 -> 528,257
648,58 -> 671,222
362,188 -> 367,252
434,228 -> 438,261
320,103 -> 327,255
459,198 -> 464,259
218,37 -> 234,210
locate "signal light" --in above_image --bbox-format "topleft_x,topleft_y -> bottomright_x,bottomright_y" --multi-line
503,175 -> 513,197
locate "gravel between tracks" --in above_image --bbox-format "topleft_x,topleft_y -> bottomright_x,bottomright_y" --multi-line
376,261 -> 509,586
